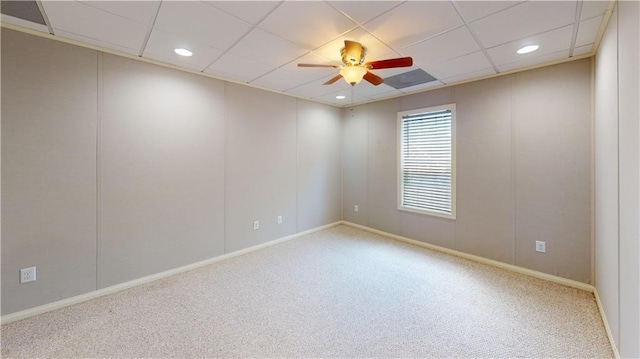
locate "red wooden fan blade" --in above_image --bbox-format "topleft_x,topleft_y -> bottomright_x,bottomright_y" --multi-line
363,71 -> 384,86
298,63 -> 340,68
365,57 -> 413,70
323,74 -> 343,85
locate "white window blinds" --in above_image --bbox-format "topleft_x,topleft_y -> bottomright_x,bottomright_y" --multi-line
398,105 -> 455,219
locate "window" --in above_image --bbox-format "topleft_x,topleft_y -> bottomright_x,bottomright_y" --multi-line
397,104 -> 456,219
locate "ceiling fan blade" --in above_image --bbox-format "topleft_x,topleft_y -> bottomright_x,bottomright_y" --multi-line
298,63 -> 340,68
323,74 -> 343,85
365,57 -> 413,69
363,71 -> 384,86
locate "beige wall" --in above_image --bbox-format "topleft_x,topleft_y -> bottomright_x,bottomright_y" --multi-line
1,29 -> 342,315
342,59 -> 593,283
1,30 -> 98,315
595,3 -> 620,349
595,2 -> 640,357
100,54 -> 226,287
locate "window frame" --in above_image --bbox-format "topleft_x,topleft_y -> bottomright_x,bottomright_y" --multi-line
397,103 -> 457,220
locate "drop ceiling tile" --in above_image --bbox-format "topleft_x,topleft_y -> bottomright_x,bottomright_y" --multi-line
487,25 -> 574,66
497,50 -> 570,73
402,27 -> 480,67
42,1 -> 147,53
52,29 -> 138,55
205,53 -> 276,83
280,52 -> 341,81
366,89 -> 404,101
327,1 -> 402,25
314,27 -> 397,64
79,1 -> 158,25
471,1 -> 577,48
576,15 -> 603,47
228,28 -> 308,67
1,14 -> 49,33
314,88 -> 370,105
399,80 -> 444,94
573,44 -> 593,56
580,1 -> 609,20
259,1 -> 356,49
205,1 -> 281,25
364,1 -> 463,49
424,51 -> 493,80
153,1 -> 252,51
286,74 -> 351,98
349,81 -> 399,98
441,67 -> 496,85
251,68 -> 313,91
454,1 -> 524,23
143,28 -> 225,71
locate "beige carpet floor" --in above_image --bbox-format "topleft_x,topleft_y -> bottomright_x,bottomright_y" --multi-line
1,225 -> 613,358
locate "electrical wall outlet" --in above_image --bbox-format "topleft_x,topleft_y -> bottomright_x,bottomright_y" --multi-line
535,241 -> 546,253
253,220 -> 259,230
354,204 -> 359,212
277,216 -> 283,224
20,266 -> 36,283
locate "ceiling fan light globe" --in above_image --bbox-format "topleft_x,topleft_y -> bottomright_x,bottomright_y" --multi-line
340,66 -> 367,85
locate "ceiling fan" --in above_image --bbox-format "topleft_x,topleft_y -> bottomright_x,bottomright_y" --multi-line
298,40 -> 413,86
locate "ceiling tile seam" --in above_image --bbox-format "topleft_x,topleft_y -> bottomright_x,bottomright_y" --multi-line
199,26 -> 260,74
78,1 -> 154,27
484,22 -> 578,51
423,48 -> 484,70
35,0 -> 54,35
497,48 -> 570,70
448,0 -> 500,74
230,45 -> 315,83
439,67 -> 495,85
322,0 -> 360,26
252,2 -> 361,57
203,0 -> 283,27
241,38 -> 333,82
254,21 -> 360,58
460,0 -> 527,25
353,24 -> 405,58
281,76 -> 338,95
568,0 -> 584,57
200,1 -> 285,73
582,13 -> 607,22
247,51 -> 333,85
50,30 -> 140,54
415,47 -> 491,78
247,21 -> 370,85
324,0 -> 405,28
137,1 -> 163,57
323,0 -> 407,57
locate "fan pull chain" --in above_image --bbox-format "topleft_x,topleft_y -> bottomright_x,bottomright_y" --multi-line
351,85 -> 354,106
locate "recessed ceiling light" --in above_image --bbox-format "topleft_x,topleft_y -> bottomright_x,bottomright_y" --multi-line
517,45 -> 539,54
174,48 -> 193,57
336,95 -> 346,100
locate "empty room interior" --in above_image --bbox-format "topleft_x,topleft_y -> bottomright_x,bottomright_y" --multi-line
1,0 -> 639,357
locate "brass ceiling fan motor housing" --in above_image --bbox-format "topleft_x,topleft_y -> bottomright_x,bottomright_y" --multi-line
341,42 -> 366,66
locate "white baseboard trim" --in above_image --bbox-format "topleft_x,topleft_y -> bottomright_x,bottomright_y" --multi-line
593,289 -> 621,358
1,221 -> 341,325
341,221 -> 595,293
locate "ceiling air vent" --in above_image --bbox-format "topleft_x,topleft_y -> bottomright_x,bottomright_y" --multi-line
384,69 -> 437,90
1,1 -> 46,25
